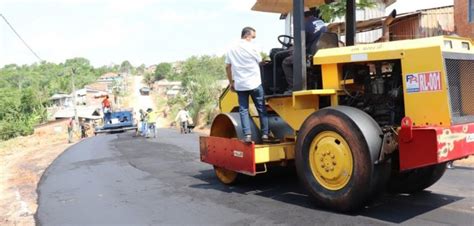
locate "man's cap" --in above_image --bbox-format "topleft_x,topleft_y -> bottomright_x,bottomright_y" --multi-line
304,6 -> 310,12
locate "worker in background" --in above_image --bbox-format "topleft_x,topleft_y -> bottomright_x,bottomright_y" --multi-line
67,117 -> 74,143
80,119 -> 88,139
139,109 -> 147,136
187,115 -> 194,133
282,7 -> 327,95
146,108 -> 157,138
175,107 -> 190,134
102,95 -> 112,124
225,26 -> 273,143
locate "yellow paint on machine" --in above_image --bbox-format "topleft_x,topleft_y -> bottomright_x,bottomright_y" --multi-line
215,35 -> 474,167
401,47 -> 451,126
313,36 -> 473,65
266,97 -> 314,131
312,36 -> 474,127
292,89 -> 337,109
219,88 -> 238,113
254,142 -> 295,163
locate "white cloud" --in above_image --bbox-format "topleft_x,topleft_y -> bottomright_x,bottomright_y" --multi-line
226,0 -> 255,12
3,0 -> 156,4
152,9 -> 220,24
4,0 -> 159,13
24,17 -> 131,64
1,0 -> 285,67
106,0 -> 157,13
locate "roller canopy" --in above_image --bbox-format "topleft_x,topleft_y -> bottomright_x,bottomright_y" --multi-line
251,0 -> 332,13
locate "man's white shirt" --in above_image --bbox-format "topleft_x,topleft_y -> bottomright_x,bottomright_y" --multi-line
225,40 -> 262,91
176,110 -> 189,122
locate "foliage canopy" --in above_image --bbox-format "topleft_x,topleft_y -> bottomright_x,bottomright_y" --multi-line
0,58 -> 117,140
319,0 -> 376,22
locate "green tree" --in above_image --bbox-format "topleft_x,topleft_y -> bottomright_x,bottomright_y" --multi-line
143,72 -> 155,88
120,60 -> 133,74
169,55 -> 226,125
319,0 -> 376,22
136,64 -> 146,76
0,57 -> 105,140
154,62 -> 172,81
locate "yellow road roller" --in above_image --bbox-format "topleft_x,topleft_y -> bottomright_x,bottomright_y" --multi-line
200,0 -> 474,211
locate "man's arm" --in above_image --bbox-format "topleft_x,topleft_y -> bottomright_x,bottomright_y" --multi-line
225,64 -> 235,92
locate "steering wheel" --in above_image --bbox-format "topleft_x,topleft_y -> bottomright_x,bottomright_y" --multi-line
278,35 -> 294,48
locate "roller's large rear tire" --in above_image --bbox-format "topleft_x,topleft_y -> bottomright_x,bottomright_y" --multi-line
388,162 -> 447,193
295,107 -> 387,212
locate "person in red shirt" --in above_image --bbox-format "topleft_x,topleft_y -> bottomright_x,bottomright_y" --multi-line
102,95 -> 112,124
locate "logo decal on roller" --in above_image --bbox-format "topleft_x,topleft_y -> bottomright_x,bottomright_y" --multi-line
406,71 -> 442,93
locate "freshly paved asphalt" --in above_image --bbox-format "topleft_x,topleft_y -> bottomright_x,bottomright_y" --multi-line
36,129 -> 474,225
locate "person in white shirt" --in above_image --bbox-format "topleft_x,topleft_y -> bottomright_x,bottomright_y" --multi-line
175,108 -> 190,134
225,27 -> 271,143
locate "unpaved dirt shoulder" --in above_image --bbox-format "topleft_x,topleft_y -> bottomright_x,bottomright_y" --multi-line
0,131 -> 74,226
0,76 -> 135,226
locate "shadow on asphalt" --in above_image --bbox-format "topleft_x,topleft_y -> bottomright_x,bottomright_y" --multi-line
190,167 -> 462,224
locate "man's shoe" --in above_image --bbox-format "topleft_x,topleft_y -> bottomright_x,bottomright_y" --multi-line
262,134 -> 280,143
243,135 -> 252,143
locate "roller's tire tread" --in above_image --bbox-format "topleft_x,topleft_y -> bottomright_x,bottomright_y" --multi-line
296,108 -> 376,212
213,166 -> 248,185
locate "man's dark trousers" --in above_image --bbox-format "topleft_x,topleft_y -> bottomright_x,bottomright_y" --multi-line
236,85 -> 269,136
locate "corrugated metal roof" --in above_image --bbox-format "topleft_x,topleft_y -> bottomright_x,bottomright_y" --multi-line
328,5 -> 453,36
419,6 -> 454,36
50,94 -> 71,100
54,106 -> 102,119
389,6 -> 454,40
328,11 -> 419,34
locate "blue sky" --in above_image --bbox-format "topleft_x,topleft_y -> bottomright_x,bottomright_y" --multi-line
1,0 -> 453,67
1,0 -> 285,67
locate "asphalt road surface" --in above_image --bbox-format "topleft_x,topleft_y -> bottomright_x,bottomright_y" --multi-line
36,129 -> 474,225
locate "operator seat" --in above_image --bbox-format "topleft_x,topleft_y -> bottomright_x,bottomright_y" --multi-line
262,32 -> 340,95
308,32 -> 339,57
306,32 -> 339,90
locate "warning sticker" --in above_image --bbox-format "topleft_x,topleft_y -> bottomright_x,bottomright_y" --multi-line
405,71 -> 442,93
233,150 -> 243,158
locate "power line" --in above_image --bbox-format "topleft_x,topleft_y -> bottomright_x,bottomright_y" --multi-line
0,13 -> 43,61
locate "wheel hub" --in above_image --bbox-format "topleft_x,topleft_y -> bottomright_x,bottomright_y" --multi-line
309,131 -> 353,190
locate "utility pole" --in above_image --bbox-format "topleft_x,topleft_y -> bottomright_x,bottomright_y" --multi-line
71,68 -> 79,129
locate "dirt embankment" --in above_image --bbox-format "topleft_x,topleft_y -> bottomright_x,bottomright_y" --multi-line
0,76 -> 134,225
0,121 -> 75,225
